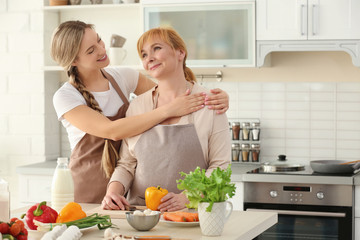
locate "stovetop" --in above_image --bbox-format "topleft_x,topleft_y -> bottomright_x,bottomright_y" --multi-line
247,165 -> 359,177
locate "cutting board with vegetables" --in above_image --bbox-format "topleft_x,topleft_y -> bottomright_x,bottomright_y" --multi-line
85,205 -> 147,219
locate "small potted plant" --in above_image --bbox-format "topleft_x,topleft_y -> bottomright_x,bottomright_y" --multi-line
177,165 -> 236,236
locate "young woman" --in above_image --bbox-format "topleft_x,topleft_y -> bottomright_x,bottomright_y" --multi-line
102,27 -> 231,212
51,21 -> 229,203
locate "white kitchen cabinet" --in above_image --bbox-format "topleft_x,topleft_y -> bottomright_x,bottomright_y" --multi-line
257,0 -> 360,41
144,2 -> 255,67
229,182 -> 244,211
18,174 -> 53,207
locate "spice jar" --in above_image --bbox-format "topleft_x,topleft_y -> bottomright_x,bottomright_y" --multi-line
251,143 -> 260,162
241,122 -> 250,140
251,122 -> 260,141
241,143 -> 250,162
232,122 -> 240,140
231,143 -> 240,162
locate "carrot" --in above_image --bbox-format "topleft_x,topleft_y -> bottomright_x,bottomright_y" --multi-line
175,212 -> 199,222
163,212 -> 199,222
163,212 -> 186,222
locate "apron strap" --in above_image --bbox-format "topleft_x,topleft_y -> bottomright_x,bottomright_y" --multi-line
101,69 -> 129,106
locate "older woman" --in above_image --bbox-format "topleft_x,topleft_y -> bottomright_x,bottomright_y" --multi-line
102,27 -> 230,212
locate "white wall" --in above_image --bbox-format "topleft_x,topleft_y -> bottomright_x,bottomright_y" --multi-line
0,0 -> 45,209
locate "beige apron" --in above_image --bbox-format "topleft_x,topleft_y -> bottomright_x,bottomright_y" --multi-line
128,91 -> 207,205
69,69 -> 129,203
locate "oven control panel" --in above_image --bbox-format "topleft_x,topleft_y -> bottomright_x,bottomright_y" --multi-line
244,182 -> 352,206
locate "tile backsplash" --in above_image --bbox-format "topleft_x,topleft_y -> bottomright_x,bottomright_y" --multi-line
202,81 -> 360,166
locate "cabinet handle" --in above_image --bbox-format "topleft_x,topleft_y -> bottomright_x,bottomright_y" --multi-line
312,4 -> 318,35
301,4 -> 306,36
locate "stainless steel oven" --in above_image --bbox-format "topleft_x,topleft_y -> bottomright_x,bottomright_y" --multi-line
243,171 -> 355,240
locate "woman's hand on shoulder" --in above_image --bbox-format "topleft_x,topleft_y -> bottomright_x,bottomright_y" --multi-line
157,192 -> 189,212
205,88 -> 229,114
165,89 -> 205,117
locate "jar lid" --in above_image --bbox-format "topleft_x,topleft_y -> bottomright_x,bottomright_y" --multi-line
241,143 -> 250,148
251,144 -> 260,149
232,122 -> 240,126
57,157 -> 69,164
251,122 -> 260,127
232,143 -> 240,148
242,122 -> 250,127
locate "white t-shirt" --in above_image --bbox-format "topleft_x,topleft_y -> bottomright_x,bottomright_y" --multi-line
53,67 -> 139,150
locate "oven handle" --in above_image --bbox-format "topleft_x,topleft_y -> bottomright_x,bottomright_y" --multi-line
246,208 -> 346,218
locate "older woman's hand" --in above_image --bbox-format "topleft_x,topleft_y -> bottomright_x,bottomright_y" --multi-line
205,88 -> 229,114
157,192 -> 189,212
101,192 -> 129,210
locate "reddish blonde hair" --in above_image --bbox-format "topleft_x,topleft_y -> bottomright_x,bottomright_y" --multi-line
137,27 -> 196,82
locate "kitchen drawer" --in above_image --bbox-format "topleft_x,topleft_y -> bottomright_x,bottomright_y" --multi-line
18,174 -> 52,206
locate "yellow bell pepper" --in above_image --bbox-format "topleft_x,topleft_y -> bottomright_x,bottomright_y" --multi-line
56,202 -> 86,223
145,186 -> 168,211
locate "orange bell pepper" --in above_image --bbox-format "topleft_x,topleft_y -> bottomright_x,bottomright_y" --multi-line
56,202 -> 86,223
145,186 -> 168,211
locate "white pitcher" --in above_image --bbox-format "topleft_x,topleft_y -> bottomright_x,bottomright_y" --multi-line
198,201 -> 233,236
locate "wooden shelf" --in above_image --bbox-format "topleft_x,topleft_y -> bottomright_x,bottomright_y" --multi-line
43,3 -> 140,11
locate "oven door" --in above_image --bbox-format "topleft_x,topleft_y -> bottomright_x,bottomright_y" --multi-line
244,203 -> 353,240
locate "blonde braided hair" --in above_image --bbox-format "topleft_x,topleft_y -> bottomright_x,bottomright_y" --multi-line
51,20 -> 102,113
51,21 -> 118,178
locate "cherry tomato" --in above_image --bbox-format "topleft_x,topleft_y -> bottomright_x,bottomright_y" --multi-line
21,228 -> 28,235
15,219 -> 25,231
9,222 -> 21,236
17,234 -> 28,240
9,217 -> 18,224
0,222 -> 10,234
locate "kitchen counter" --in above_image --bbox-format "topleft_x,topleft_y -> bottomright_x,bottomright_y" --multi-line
16,160 -> 360,185
16,160 -> 57,175
11,204 -> 277,240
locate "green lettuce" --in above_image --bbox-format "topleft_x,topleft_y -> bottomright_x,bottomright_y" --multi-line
177,165 -> 236,212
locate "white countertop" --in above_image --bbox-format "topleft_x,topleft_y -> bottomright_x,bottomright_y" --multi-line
11,204 -> 277,240
16,160 -> 360,185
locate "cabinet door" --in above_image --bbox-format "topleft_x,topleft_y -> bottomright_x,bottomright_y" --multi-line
308,0 -> 360,39
144,3 -> 255,67
256,0 -> 307,40
229,182 -> 244,211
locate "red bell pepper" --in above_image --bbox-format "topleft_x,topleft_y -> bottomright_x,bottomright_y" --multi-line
22,201 -> 58,230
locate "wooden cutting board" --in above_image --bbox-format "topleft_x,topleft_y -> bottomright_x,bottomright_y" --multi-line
86,205 -> 147,219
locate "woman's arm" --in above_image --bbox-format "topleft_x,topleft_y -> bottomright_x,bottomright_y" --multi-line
205,88 -> 229,114
134,73 -> 229,114
63,90 -> 205,141
133,73 -> 156,95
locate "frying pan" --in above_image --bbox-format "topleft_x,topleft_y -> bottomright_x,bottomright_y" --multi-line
310,160 -> 360,174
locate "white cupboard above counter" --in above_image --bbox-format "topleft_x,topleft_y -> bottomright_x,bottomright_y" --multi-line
256,0 -> 360,67
144,2 -> 255,67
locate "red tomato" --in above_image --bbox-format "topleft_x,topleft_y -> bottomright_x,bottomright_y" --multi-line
0,222 -> 10,234
21,228 -> 28,235
10,217 -> 18,223
10,222 -> 21,236
17,234 -> 28,240
15,219 -> 25,231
